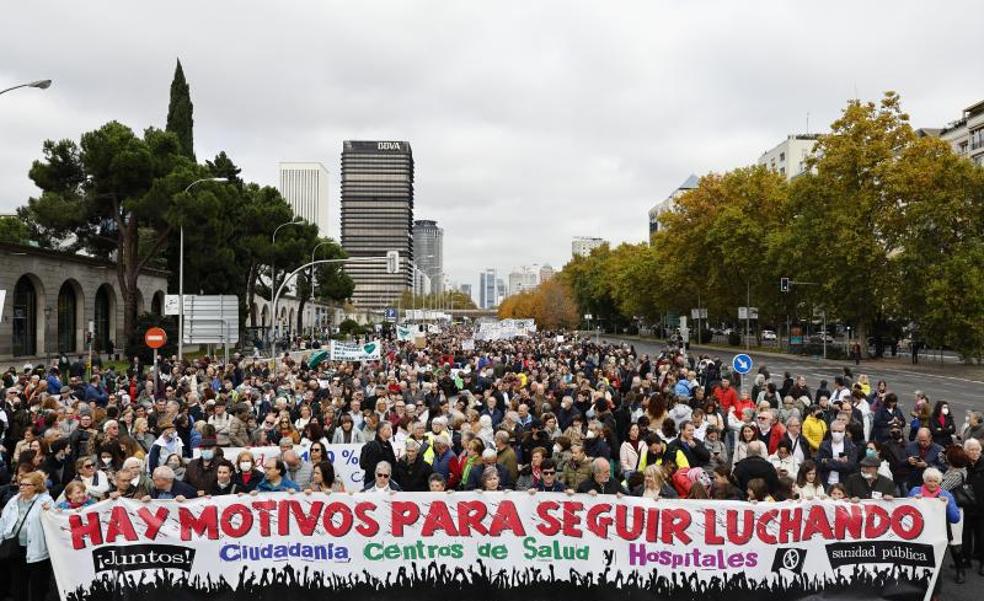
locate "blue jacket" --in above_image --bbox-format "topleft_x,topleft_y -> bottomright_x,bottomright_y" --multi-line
431,448 -> 454,479
872,406 -> 906,442
903,441 -> 945,489
907,487 -> 961,524
257,476 -> 300,492
46,374 -> 63,395
84,383 -> 108,406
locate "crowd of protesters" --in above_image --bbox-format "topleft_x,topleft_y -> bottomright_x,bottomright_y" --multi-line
1,328 -> 982,600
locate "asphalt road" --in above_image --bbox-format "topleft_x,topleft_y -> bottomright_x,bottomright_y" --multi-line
608,337 -> 983,428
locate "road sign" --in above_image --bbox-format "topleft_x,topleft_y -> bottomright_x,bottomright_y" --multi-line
384,308 -> 397,320
584,314 -> 593,320
182,295 -> 239,344
144,327 -> 167,349
690,308 -> 707,319
163,294 -> 181,316
732,353 -> 753,375
738,306 -> 759,320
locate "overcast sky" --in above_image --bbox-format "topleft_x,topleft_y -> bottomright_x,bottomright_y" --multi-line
2,1 -> 982,298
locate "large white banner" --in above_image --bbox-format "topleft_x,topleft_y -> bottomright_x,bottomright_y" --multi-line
329,340 -> 381,361
42,496 -> 946,601
193,444 -> 365,492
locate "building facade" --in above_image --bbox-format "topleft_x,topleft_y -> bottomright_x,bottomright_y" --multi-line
648,174 -> 699,240
539,264 -> 555,282
412,219 -> 444,295
340,141 -> 414,309
927,99 -> 984,166
757,134 -> 819,181
279,162 -> 332,238
459,283 -> 472,303
0,243 -> 168,361
507,266 -> 539,296
478,269 -> 497,309
572,236 -> 606,258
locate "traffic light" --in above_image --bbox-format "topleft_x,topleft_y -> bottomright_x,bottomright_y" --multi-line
780,277 -> 790,293
386,250 -> 400,274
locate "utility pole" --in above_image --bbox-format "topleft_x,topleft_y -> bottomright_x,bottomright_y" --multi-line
745,280 -> 751,351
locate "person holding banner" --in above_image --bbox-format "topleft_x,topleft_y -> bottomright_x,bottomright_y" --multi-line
257,458 -> 300,492
362,461 -> 401,493
0,471 -> 53,601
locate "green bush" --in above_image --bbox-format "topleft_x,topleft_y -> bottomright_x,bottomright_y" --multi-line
338,318 -> 364,338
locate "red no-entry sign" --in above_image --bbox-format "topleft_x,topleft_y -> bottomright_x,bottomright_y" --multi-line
145,327 -> 167,349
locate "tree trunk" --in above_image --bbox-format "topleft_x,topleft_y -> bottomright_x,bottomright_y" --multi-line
297,296 -> 307,338
119,217 -> 140,357
246,262 -> 257,326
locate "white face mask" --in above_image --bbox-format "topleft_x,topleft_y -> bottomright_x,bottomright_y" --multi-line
831,432 -> 845,443
240,461 -> 253,472
130,475 -> 140,486
102,457 -> 113,466
585,430 -> 596,439
553,444 -> 562,454
942,407 -> 949,415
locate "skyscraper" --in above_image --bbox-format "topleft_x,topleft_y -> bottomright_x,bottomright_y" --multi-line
572,236 -> 606,258
279,162 -> 332,237
412,219 -> 444,294
479,268 -> 497,309
539,264 -> 555,282
340,141 -> 414,309
459,284 -> 472,303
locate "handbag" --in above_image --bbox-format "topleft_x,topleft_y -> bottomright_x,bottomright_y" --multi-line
952,481 -> 977,509
0,496 -> 38,560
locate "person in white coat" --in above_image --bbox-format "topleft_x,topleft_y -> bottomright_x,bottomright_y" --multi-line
0,470 -> 54,601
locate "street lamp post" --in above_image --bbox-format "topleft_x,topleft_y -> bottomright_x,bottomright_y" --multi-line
309,240 -> 332,337
178,177 -> 228,361
44,305 -> 52,366
268,218 -> 303,353
0,79 -> 52,96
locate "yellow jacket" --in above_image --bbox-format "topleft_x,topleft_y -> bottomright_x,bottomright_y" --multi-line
803,415 -> 828,451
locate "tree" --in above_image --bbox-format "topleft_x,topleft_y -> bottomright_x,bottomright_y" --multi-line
166,59 -> 195,161
498,278 -> 579,330
21,121 -> 205,355
774,93 -> 912,343
0,216 -> 30,245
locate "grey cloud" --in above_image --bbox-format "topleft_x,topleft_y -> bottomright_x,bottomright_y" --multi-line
1,0 -> 982,296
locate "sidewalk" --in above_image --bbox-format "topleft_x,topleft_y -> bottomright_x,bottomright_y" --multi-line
608,334 -> 984,381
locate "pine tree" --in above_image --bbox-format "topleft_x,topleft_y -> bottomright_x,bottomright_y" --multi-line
166,59 -> 195,160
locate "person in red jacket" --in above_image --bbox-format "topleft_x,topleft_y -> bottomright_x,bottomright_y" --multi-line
712,378 -> 739,415
756,409 -> 786,455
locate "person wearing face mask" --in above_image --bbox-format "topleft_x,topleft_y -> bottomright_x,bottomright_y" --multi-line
148,419 -> 183,472
844,455 -> 896,500
232,451 -> 263,493
930,400 -> 957,447
816,421 -> 859,489
184,438 -> 220,494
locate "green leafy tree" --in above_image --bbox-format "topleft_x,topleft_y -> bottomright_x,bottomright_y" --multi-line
20,121 -> 207,354
166,59 -> 195,160
0,216 -> 31,245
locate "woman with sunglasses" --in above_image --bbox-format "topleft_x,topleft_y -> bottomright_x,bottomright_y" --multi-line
70,456 -> 111,500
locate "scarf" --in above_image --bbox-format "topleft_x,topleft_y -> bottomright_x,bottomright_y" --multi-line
919,484 -> 941,498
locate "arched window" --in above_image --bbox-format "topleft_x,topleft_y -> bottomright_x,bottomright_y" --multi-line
12,275 -> 37,356
57,282 -> 78,353
94,285 -> 112,352
151,291 -> 164,316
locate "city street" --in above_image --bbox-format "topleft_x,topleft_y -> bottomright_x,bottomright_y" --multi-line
614,336 -> 983,420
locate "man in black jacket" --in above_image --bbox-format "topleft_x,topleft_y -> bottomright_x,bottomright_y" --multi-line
146,465 -> 197,500
394,439 -> 432,491
360,421 -> 396,480
844,456 -> 896,500
732,441 -> 780,495
576,457 -> 628,495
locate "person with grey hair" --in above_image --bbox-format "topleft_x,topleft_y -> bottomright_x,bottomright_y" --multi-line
283,449 -> 312,489
732,440 -> 780,497
145,466 -> 196,501
961,437 -> 984,576
576,457 -> 627,495
394,438 -> 432,491
362,460 -> 401,493
962,411 -> 984,443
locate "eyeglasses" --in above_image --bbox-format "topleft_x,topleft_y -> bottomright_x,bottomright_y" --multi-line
376,473 -> 390,479
18,482 -> 35,487
542,470 -> 556,475
83,463 -> 94,469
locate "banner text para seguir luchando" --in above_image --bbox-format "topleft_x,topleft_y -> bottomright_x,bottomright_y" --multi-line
43,494 -> 947,601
